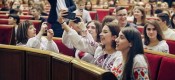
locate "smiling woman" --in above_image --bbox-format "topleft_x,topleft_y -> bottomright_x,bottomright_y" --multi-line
143,20 -> 169,53
112,27 -> 150,80
16,20 -> 59,53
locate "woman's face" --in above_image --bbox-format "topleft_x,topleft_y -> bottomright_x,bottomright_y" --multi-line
27,25 -> 36,38
145,4 -> 151,11
115,31 -> 130,52
146,24 -> 157,39
87,22 -> 97,40
85,2 -> 91,10
100,25 -> 115,45
134,9 -> 143,19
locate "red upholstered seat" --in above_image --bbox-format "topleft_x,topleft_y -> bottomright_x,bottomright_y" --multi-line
89,11 -> 97,20
21,20 -> 42,34
0,15 -> 8,19
137,26 -> 144,34
19,15 -> 33,20
52,38 -> 75,57
0,19 -> 9,24
157,57 -> 175,80
0,11 -> 8,15
166,40 -> 175,54
96,9 -> 109,22
144,53 -> 162,80
109,7 -> 115,15
0,25 -> 14,44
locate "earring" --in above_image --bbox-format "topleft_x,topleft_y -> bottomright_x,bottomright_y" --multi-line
129,45 -> 132,47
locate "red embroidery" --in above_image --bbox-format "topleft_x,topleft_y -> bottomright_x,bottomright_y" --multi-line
112,63 -> 122,77
78,51 -> 85,59
141,70 -> 145,76
134,71 -> 139,79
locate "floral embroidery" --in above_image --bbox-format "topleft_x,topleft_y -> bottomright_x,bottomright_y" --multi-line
133,67 -> 149,80
111,63 -> 123,79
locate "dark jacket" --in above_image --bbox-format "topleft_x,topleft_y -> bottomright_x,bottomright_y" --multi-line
47,0 -> 76,24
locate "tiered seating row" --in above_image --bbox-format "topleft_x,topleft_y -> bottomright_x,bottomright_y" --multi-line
0,44 -> 117,80
144,49 -> 175,80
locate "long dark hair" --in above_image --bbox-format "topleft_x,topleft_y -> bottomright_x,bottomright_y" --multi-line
102,15 -> 116,27
17,20 -> 33,44
171,14 -> 175,29
144,20 -> 164,45
121,27 -> 144,80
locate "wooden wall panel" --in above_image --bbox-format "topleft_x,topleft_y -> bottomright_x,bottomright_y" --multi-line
0,48 -> 25,80
26,52 -> 51,80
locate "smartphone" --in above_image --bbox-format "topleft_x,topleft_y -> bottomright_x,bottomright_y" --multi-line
63,12 -> 76,20
73,17 -> 81,23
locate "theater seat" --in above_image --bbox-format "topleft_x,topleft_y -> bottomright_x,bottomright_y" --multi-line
0,11 -> 8,15
166,40 -> 175,54
0,19 -> 9,24
52,37 -> 75,57
19,15 -> 33,20
109,7 -> 115,15
96,9 -> 109,22
157,57 -> 175,80
137,26 -> 144,34
0,15 -> 8,19
89,11 -> 97,20
144,53 -> 162,80
0,25 -> 14,44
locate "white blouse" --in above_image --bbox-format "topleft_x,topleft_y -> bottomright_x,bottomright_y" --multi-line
63,28 -> 123,70
62,30 -> 95,62
144,40 -> 169,53
111,54 -> 149,80
26,36 -> 59,53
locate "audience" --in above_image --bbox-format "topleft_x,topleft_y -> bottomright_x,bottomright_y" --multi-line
143,20 -> 169,53
1,1 -> 175,78
16,20 -> 59,53
112,27 -> 150,80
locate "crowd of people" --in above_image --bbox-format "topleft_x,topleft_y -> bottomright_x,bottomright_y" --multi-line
1,0 -> 175,79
